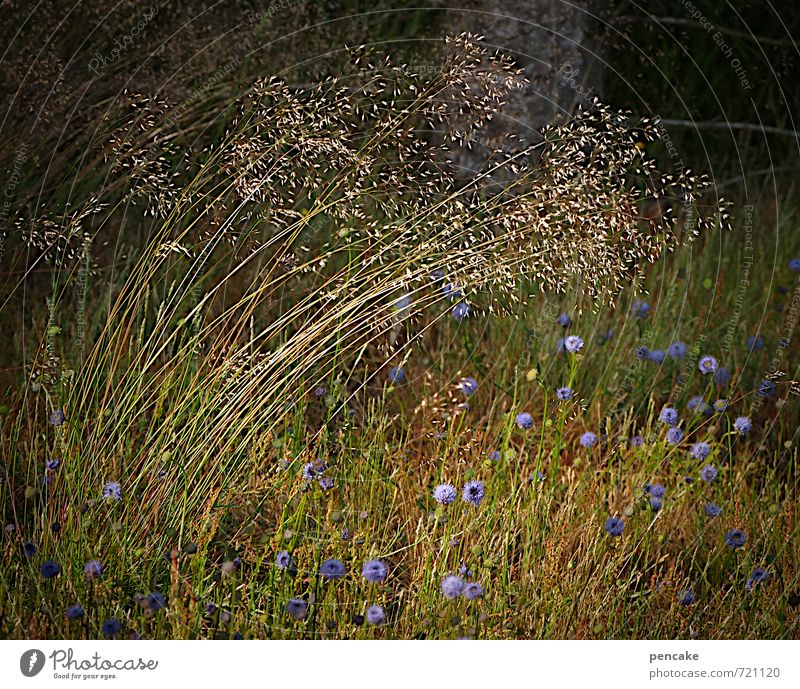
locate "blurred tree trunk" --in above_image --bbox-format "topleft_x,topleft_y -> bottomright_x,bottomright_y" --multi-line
443,0 -> 607,173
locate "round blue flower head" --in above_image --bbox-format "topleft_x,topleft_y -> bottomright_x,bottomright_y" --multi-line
713,399 -> 728,413
699,464 -> 717,483
40,560 -> 61,579
84,559 -> 104,580
50,409 -> 65,426
691,442 -> 712,460
394,294 -> 411,310
789,258 -> 800,271
464,582 -> 484,600
556,386 -> 573,401
442,282 -> 462,300
747,335 -> 764,352
102,481 -> 122,501
275,550 -> 292,570
314,386 -> 327,398
320,558 -> 346,580
459,377 -> 478,395
724,528 -> 747,549
146,592 -> 166,611
318,476 -> 335,491
635,345 -> 649,360
698,355 -> 718,374
23,541 -> 36,558
433,483 -> 457,505
462,480 -> 486,507
66,605 -> 85,621
579,431 -> 597,448
388,366 -> 405,384
757,379 -> 776,397
665,426 -> 684,445
668,341 -> 688,359
366,605 -> 386,625
286,598 -> 308,620
556,311 -> 571,327
659,406 -> 679,426
687,396 -> 709,415
631,300 -> 650,319
46,458 -> 60,470
452,302 -> 470,321
714,367 -> 730,386
515,412 -> 534,429
746,567 -> 769,591
604,516 -> 625,537
648,483 -> 666,499
647,349 -> 665,364
679,589 -> 695,606
733,416 -> 752,435
488,450 -> 501,462
302,463 -> 319,480
564,335 -> 584,353
362,559 -> 388,584
102,619 -> 121,638
649,496 -> 663,512
441,575 -> 465,599
704,502 -> 722,518
629,435 -> 644,447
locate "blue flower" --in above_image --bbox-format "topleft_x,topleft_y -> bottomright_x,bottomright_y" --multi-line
691,442 -> 712,460
668,341 -> 688,359
746,335 -> 764,352
665,426 -> 684,445
388,366 -> 406,384
314,386 -> 327,398
441,575 -> 465,598
687,396 -> 709,415
699,464 -> 717,482
286,598 -> 308,620
515,412 -> 534,429
604,517 -> 624,537
564,335 -> 584,353
704,502 -> 722,518
659,406 -> 679,426
23,541 -> 36,558
631,300 -> 650,319
757,379 -> 776,398
102,618 -> 121,638
40,560 -> 61,579
714,367 -> 730,386
320,558 -> 346,580
66,605 -> 85,621
462,480 -> 486,507
679,589 -> 695,606
46,458 -> 60,470
303,463 -> 319,480
394,294 -> 412,310
629,435 -> 644,447
647,483 -> 666,498
789,258 -> 800,271
146,592 -> 166,611
433,483 -> 457,505
366,604 -> 386,625
488,450 -> 501,462
733,416 -> 752,435
713,399 -> 728,412
556,386 -> 573,401
275,551 -> 292,570
698,355 -> 718,374
556,311 -> 572,327
84,559 -> 104,580
635,346 -> 649,360
579,431 -> 597,448
724,528 -> 747,549
649,496 -> 663,512
102,481 -> 122,501
647,349 -> 665,364
459,377 -> 478,395
442,283 -> 462,300
452,302 -> 470,321
464,582 -> 484,600
362,559 -> 388,584
746,567 -> 769,591
318,476 -> 335,491
50,409 -> 65,426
